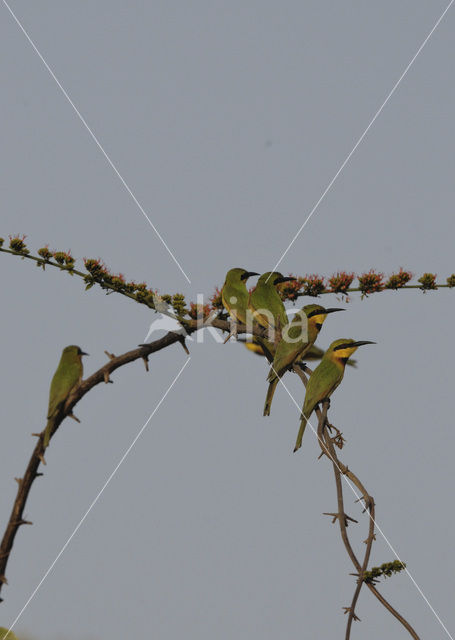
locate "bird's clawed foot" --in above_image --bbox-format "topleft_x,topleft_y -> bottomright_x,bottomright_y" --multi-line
326,423 -> 345,449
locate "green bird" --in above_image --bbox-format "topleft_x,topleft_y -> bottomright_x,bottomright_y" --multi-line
221,268 -> 258,340
294,338 -> 375,452
248,272 -> 295,356
249,272 -> 294,332
43,345 -> 88,448
263,304 -> 344,416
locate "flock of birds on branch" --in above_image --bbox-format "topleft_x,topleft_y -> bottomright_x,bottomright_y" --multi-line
221,268 -> 375,452
41,267 -> 375,454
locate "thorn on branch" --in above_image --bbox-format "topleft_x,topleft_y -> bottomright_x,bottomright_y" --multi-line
355,494 -> 375,512
14,478 -> 22,485
323,512 -> 358,526
11,519 -> 32,527
68,412 -> 80,423
103,370 -> 113,384
342,606 -> 360,621
142,355 -> 149,372
0,575 -> 8,585
176,335 -> 190,355
104,350 -> 116,360
37,452 -> 46,466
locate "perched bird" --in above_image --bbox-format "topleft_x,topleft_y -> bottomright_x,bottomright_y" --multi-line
248,272 -> 295,359
263,304 -> 344,416
294,338 -> 375,452
221,268 -> 258,340
44,345 -> 88,448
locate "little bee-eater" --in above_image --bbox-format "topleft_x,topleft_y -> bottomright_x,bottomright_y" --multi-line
263,304 -> 344,416
294,339 -> 375,452
248,272 -> 294,334
221,268 -> 258,340
44,345 -> 88,448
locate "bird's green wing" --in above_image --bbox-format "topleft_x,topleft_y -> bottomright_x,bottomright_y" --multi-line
47,358 -> 82,419
249,286 -> 287,332
302,359 -> 342,418
222,281 -> 249,325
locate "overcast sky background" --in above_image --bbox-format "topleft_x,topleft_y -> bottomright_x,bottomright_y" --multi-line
1,2 -> 455,638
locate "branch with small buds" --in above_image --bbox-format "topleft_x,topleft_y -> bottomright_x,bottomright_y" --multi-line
0,235 -> 439,630
1,237 -> 454,324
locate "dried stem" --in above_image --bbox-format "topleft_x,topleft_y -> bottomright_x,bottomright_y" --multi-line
316,403 -> 420,639
292,374 -> 420,639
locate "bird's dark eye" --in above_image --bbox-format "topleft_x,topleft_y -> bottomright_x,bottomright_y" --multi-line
315,323 -> 322,331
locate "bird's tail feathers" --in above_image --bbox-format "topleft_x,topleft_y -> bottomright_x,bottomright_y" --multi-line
294,413 -> 309,452
263,378 -> 278,416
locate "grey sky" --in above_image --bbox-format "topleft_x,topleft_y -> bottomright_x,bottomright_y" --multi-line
1,2 -> 455,638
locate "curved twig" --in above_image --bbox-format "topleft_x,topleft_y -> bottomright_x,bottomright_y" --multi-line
293,363 -> 418,635
315,402 -> 420,639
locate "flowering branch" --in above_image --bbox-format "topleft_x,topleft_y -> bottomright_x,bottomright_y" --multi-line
1,237 -> 453,323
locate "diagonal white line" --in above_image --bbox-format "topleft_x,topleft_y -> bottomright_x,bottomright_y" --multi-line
270,0 -> 454,276
4,357 -> 191,639
2,0 -> 191,284
274,371 -> 454,639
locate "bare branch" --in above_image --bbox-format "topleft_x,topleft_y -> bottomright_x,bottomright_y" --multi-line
309,399 -> 420,639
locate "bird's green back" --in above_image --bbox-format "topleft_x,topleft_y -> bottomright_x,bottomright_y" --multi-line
221,268 -> 253,325
302,358 -> 344,418
267,304 -> 337,380
47,346 -> 84,419
267,309 -> 311,379
249,271 -> 288,333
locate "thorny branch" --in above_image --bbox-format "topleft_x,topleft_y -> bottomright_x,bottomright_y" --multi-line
0,315 -> 248,601
0,241 -> 430,634
293,364 -> 418,637
297,382 -> 420,639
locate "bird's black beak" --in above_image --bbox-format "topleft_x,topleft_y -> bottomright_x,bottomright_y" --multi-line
324,308 -> 345,314
80,350 -> 89,356
274,276 -> 296,285
241,271 -> 259,280
350,340 -> 376,348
